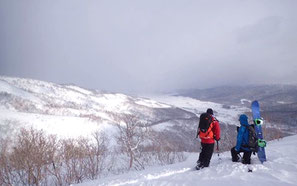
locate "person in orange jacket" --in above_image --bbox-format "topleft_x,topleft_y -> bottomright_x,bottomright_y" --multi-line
196,108 -> 221,170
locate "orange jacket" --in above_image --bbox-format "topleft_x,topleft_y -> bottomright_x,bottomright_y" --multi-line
200,117 -> 220,144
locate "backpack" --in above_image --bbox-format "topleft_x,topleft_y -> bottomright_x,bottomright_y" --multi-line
246,125 -> 258,151
198,113 -> 214,139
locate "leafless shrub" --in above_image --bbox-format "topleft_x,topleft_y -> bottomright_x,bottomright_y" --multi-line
54,133 -> 108,185
0,127 -> 108,186
0,138 -> 14,186
114,114 -> 149,170
114,114 -> 186,170
8,128 -> 57,186
145,131 -> 186,165
86,131 -> 108,179
59,138 -> 91,184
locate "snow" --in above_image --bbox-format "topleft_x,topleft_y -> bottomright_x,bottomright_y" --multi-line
90,94 -> 131,113
135,98 -> 171,108
0,109 -> 115,139
145,95 -> 249,126
241,99 -> 251,104
0,77 -> 177,139
75,135 -> 297,186
277,101 -> 291,104
1,77 -> 297,186
151,122 -> 174,132
66,85 -> 93,95
0,79 -> 41,103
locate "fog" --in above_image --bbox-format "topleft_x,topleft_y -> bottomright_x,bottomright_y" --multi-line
1,0 -> 297,93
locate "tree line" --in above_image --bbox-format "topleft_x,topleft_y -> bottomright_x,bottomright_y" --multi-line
0,114 -> 185,186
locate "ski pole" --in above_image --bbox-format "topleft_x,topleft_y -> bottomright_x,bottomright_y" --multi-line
216,140 -> 221,161
216,140 -> 219,152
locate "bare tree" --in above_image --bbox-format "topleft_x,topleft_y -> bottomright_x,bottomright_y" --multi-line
115,114 -> 148,170
145,131 -> 186,165
85,131 -> 108,180
59,138 -> 85,184
9,128 -> 58,186
0,127 -> 110,186
0,138 -> 14,186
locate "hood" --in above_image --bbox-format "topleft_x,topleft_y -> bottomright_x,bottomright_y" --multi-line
239,114 -> 249,126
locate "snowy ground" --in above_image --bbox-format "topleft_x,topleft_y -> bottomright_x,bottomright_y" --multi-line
75,135 -> 297,186
0,109 -> 115,139
144,95 -> 249,125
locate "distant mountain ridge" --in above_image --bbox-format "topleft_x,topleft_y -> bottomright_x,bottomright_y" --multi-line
0,76 -> 196,125
0,76 -> 201,151
177,84 -> 297,106
0,77 -> 294,153
177,85 -> 297,131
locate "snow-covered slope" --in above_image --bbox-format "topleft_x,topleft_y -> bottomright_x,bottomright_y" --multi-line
75,135 -> 297,186
145,95 -> 249,125
0,76 -> 196,139
0,76 -> 257,153
1,76 -> 250,140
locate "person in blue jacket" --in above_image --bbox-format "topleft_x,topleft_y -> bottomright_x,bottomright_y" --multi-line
231,114 -> 252,164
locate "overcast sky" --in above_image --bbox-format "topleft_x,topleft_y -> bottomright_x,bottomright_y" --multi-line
1,0 -> 297,93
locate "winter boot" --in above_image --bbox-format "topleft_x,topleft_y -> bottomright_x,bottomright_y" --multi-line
195,163 -> 205,170
231,147 -> 240,162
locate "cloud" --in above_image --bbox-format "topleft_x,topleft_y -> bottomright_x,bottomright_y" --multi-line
237,16 -> 283,43
0,0 -> 297,93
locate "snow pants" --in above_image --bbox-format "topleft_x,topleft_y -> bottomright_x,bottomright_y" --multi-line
231,147 -> 252,164
198,143 -> 214,167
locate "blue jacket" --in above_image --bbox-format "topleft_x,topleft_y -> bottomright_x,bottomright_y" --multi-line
235,114 -> 251,152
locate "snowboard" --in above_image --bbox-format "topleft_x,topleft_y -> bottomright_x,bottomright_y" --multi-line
251,100 -> 267,163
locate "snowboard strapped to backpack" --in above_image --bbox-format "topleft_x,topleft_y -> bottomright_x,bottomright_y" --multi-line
197,113 -> 214,139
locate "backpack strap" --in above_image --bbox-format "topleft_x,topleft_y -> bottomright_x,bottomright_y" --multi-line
243,126 -> 249,144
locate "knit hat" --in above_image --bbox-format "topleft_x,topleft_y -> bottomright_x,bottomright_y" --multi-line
206,108 -> 213,115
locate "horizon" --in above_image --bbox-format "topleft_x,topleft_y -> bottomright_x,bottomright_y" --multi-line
1,75 -> 297,95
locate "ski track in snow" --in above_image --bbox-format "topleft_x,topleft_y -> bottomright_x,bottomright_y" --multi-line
75,135 -> 297,186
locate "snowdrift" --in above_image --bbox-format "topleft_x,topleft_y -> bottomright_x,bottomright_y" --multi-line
76,135 -> 297,186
